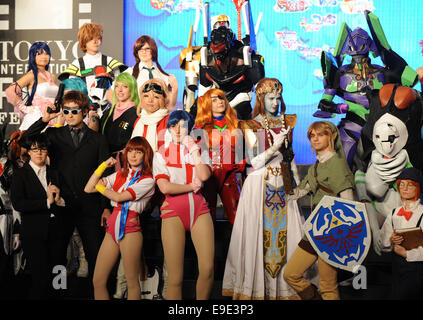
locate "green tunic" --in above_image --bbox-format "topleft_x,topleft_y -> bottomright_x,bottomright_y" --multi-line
299,153 -> 354,209
298,153 -> 354,244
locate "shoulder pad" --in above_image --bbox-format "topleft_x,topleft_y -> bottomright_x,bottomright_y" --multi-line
285,114 -> 297,129
394,86 -> 417,110
107,59 -> 128,74
58,64 -> 81,81
379,83 -> 395,108
238,120 -> 262,130
401,65 -> 419,88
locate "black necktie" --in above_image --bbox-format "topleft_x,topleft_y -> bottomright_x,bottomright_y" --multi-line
72,128 -> 80,147
143,66 -> 154,79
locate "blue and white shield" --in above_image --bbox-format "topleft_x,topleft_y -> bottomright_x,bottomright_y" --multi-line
303,196 -> 371,272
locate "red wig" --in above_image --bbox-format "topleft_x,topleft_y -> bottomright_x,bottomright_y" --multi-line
397,179 -> 421,202
9,130 -> 26,162
195,88 -> 238,130
121,136 -> 154,177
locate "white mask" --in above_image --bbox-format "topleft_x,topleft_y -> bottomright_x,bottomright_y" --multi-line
372,113 -> 408,157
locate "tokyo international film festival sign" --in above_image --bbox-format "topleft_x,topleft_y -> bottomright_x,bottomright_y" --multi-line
0,0 -> 121,135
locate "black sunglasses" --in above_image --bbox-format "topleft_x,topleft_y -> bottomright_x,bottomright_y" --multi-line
63,108 -> 82,115
142,83 -> 165,95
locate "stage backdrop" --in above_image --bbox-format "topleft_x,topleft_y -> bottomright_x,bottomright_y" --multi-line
123,0 -> 423,164
1,1 -> 422,164
0,0 -> 124,137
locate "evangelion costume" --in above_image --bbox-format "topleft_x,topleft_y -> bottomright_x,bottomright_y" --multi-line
315,11 -> 418,168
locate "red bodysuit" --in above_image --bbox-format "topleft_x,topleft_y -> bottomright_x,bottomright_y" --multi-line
198,117 -> 246,224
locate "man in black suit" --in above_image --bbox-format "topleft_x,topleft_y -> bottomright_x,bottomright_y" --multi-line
11,134 -> 68,299
20,90 -> 110,298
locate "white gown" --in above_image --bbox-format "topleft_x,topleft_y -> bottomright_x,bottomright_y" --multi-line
222,152 -> 318,300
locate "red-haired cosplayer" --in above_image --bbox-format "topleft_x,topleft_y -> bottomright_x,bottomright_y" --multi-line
84,136 -> 155,300
194,89 -> 247,224
381,167 -> 423,299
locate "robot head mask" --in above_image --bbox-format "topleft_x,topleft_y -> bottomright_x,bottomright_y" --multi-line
212,15 -> 230,30
341,27 -> 378,57
372,113 -> 408,157
210,26 -> 235,59
89,66 -> 113,108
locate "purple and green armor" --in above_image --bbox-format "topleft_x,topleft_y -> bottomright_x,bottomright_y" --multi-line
315,11 -> 419,168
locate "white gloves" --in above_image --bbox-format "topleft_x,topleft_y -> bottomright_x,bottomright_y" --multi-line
251,127 -> 290,170
269,127 -> 290,153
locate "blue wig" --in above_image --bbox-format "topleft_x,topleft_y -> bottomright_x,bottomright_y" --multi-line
27,42 -> 51,106
62,77 -> 88,95
61,77 -> 93,107
167,110 -> 194,133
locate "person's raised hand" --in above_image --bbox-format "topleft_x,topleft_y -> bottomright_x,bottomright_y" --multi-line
42,103 -> 60,123
105,157 -> 117,167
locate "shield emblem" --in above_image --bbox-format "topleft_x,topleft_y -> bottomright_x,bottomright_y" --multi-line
304,196 -> 371,272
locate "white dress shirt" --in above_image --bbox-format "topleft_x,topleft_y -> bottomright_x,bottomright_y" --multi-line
28,161 -> 65,212
124,62 -> 170,92
381,201 -> 423,262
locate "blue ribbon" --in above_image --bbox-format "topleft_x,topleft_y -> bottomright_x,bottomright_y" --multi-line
118,167 -> 142,241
